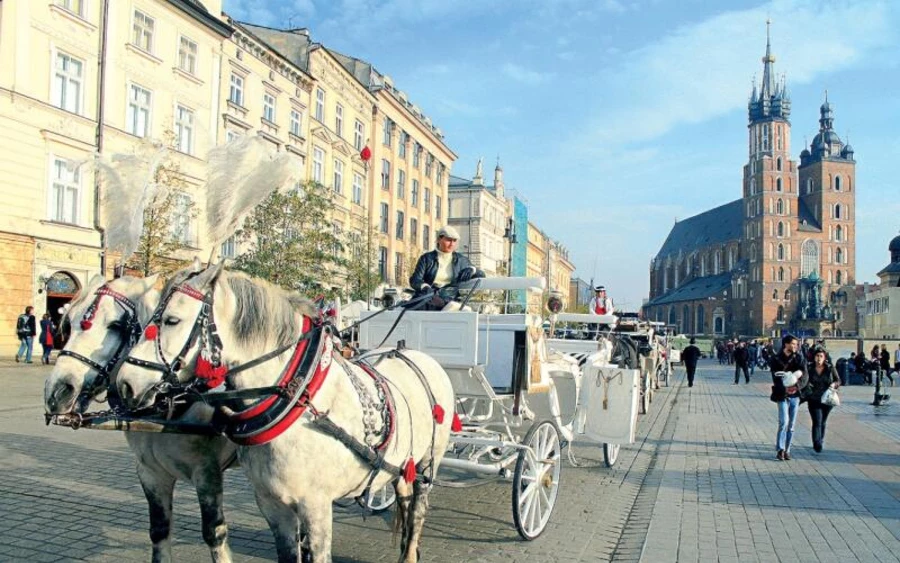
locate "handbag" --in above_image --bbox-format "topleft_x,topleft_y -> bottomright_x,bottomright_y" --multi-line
821,387 -> 841,407
45,325 -> 54,347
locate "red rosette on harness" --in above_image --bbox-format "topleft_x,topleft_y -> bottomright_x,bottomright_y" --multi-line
403,457 -> 417,484
80,320 -> 93,331
432,404 -> 445,424
144,324 -> 159,341
451,412 -> 463,432
196,355 -> 227,389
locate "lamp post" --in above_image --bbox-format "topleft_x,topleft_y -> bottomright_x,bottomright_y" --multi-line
503,217 -> 517,313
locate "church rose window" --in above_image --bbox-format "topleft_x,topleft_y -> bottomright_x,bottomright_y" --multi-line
801,239 -> 819,277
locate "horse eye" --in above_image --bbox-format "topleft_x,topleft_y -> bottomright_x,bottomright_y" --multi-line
163,317 -> 181,326
107,320 -> 124,331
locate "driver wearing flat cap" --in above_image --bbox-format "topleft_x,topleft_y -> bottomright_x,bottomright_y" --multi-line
409,225 -> 484,309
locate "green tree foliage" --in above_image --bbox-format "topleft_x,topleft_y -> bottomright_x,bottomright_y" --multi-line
127,156 -> 197,277
233,181 -> 345,298
343,226 -> 381,302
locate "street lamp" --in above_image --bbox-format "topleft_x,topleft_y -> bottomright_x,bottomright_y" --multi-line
503,217 -> 517,313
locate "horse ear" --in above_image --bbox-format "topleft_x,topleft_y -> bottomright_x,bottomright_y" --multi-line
142,274 -> 160,291
190,256 -> 203,272
192,261 -> 226,291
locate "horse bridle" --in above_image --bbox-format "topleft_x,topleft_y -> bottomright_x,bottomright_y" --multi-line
58,285 -> 142,405
123,281 -> 221,389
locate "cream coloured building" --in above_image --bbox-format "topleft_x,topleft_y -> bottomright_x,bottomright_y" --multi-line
447,161 -> 511,277
859,236 -> 900,339
329,53 -> 457,294
548,241 -> 576,307
0,0 -> 231,355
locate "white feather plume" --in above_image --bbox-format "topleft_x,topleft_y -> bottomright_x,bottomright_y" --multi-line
205,135 -> 305,247
95,145 -> 168,262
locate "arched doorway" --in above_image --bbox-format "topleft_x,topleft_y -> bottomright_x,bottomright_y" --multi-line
43,271 -> 80,349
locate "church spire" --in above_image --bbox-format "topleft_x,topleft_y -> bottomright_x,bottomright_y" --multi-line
748,20 -> 790,124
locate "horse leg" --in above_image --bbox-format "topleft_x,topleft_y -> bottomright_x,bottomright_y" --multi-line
194,468 -> 232,563
136,463 -> 176,563
303,500 -> 333,563
254,490 -> 302,563
400,480 -> 431,563
393,479 -> 414,560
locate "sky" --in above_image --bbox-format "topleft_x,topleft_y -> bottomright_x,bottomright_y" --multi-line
222,0 -> 900,311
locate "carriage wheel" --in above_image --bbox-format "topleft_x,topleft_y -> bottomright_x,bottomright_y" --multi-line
512,420 -> 562,540
603,443 -> 620,467
363,483 -> 396,513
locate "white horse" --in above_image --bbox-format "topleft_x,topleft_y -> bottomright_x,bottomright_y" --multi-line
43,274 -> 240,563
115,263 -> 455,563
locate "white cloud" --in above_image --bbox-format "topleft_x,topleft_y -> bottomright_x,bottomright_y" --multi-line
502,63 -> 553,85
574,0 -> 898,150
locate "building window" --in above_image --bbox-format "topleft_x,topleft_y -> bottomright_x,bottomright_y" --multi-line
801,239 -> 819,277
836,247 -> 843,264
425,153 -> 433,177
775,177 -> 782,192
333,159 -> 343,195
312,147 -> 324,183
437,163 -> 445,186
380,203 -> 389,233
178,36 -> 198,75
410,217 -> 418,243
315,88 -> 325,122
777,243 -> 785,261
290,109 -> 302,137
335,104 -> 343,138
56,0 -> 85,17
399,130 -> 407,158
352,173 -> 363,205
53,52 -> 83,113
411,179 -> 419,206
784,289 -> 790,301
263,93 -> 276,122
381,159 -> 391,190
777,221 -> 784,237
171,193 -> 194,245
127,84 -> 151,137
776,157 -> 782,171
354,119 -> 364,151
413,143 -> 421,167
175,105 -> 194,154
229,74 -> 244,105
49,158 -> 80,224
397,169 -> 406,199
424,187 -> 431,213
777,305 -> 785,322
834,176 -> 842,191
776,198 -> 784,215
834,204 -> 842,219
423,225 -> 430,249
378,246 -> 388,281
806,177 -> 813,194
777,266 -> 785,282
220,235 -> 236,258
396,211 -> 405,240
773,289 -> 779,300
132,10 -> 155,52
835,225 -> 843,242
383,116 -> 392,147
836,270 -> 843,285
436,195 -> 442,219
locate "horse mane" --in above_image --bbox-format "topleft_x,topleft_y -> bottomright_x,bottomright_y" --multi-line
219,270 -> 317,346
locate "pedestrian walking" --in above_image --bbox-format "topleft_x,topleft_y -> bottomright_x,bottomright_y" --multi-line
733,341 -> 750,384
748,340 -> 759,375
806,346 -> 840,453
682,337 -> 701,388
38,313 -> 55,365
880,344 -> 894,386
894,343 -> 900,374
769,334 -> 809,461
15,306 -> 37,364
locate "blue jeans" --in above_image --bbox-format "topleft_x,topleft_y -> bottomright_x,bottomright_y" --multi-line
776,396 -> 799,452
17,336 -> 33,362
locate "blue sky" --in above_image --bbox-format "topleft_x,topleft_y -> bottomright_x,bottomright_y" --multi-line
223,0 -> 900,311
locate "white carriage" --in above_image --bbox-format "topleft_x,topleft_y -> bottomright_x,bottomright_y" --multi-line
359,278 -> 640,540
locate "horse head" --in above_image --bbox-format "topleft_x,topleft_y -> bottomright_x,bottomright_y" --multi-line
44,274 -> 159,415
116,259 -> 316,410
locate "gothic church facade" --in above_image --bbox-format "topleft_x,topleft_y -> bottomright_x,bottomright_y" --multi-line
643,30 -> 858,337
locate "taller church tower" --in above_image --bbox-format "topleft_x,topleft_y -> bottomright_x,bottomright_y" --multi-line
742,22 -> 798,334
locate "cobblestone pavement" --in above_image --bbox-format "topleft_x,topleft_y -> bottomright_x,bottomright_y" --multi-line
1,360 -> 898,562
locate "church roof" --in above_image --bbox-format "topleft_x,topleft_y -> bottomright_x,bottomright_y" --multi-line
645,272 -> 733,307
877,262 -> 900,277
655,199 -> 743,260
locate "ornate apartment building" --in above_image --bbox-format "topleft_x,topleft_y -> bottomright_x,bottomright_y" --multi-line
644,28 -> 858,337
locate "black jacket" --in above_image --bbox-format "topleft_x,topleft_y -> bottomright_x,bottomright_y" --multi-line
769,350 -> 809,400
681,345 -> 701,368
733,347 -> 749,367
409,250 -> 484,295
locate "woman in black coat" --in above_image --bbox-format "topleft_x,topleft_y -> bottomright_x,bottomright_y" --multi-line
806,347 -> 840,453
38,313 -> 56,365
